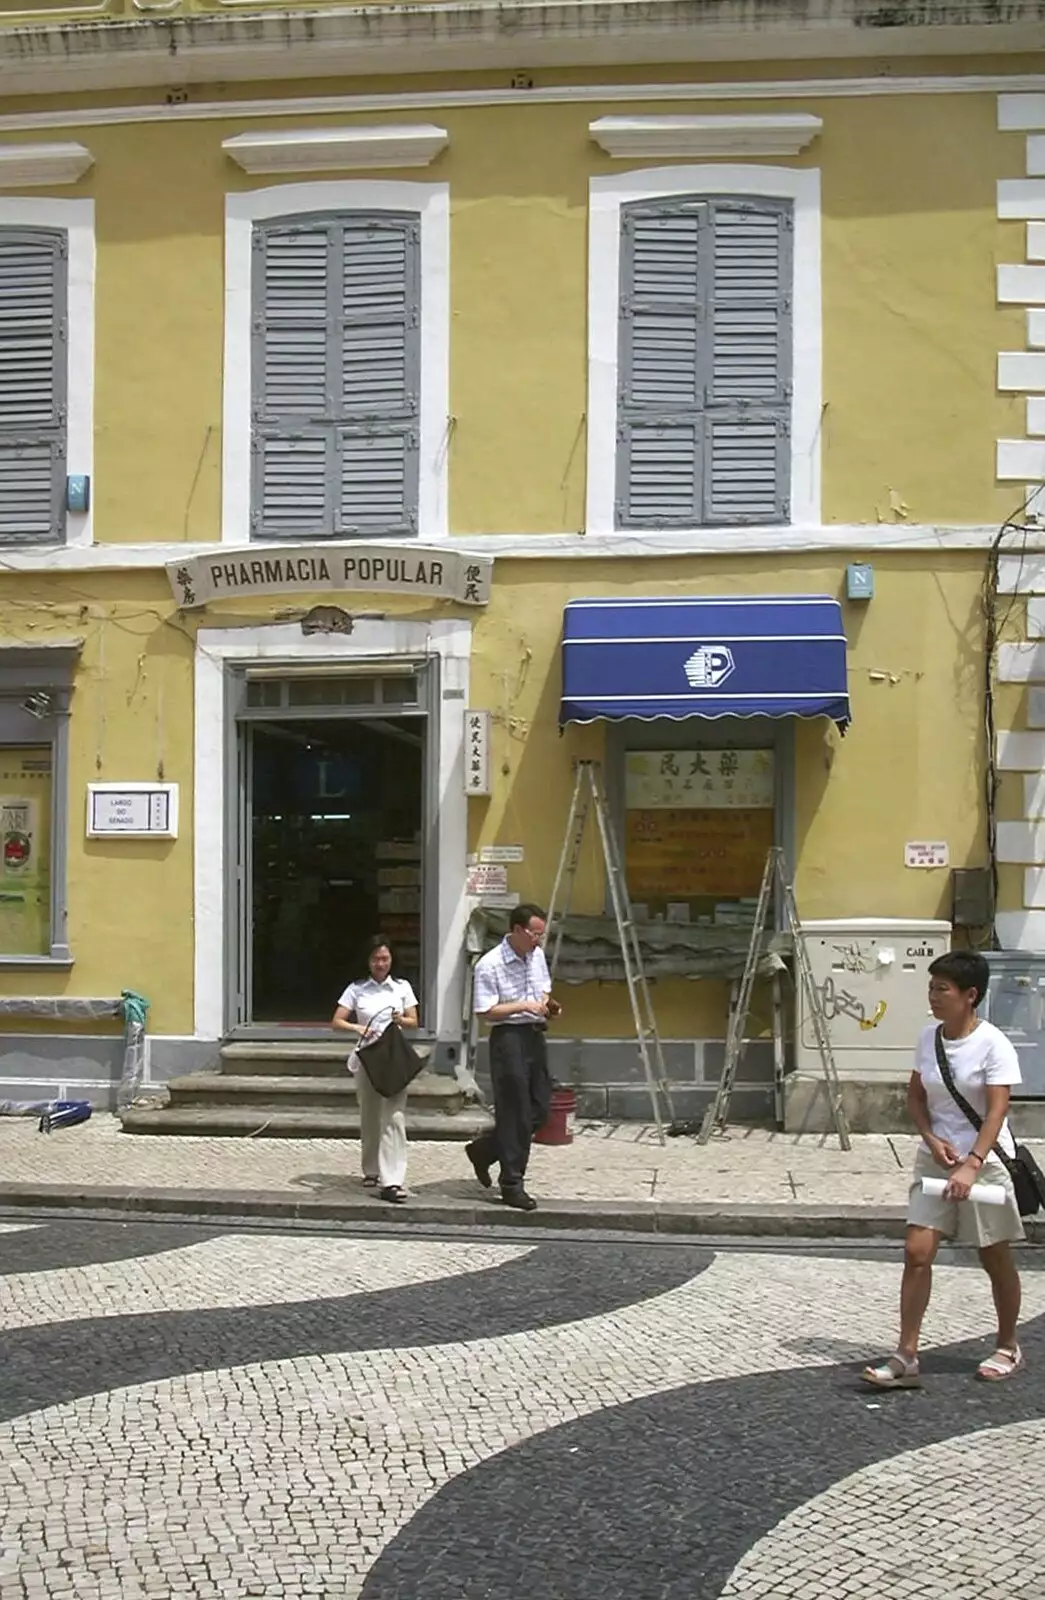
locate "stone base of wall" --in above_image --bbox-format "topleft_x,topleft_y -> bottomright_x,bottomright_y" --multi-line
784,1072 -> 1045,1138
472,1035 -> 781,1125
0,1035 -> 125,1108
783,1073 -> 910,1135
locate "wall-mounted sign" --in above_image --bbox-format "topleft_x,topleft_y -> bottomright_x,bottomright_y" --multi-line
465,711 -> 491,796
625,750 -> 774,811
166,545 -> 492,609
466,864 -> 509,896
904,841 -> 949,869
626,807 -> 774,900
479,844 -> 524,863
87,784 -> 179,839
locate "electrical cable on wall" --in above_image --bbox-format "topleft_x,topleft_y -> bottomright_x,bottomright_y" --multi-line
981,496 -> 1036,949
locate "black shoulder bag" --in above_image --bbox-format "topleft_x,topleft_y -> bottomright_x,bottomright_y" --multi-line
357,1009 -> 427,1100
933,1025 -> 1045,1217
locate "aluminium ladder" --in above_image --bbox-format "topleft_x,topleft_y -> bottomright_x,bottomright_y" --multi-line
697,846 -> 851,1150
545,760 -> 675,1144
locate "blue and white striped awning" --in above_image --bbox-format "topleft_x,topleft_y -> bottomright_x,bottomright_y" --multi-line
560,595 -> 850,729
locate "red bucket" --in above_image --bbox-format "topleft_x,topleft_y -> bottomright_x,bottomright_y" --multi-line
534,1087 -> 577,1147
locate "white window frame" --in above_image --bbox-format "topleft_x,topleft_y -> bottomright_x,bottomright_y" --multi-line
0,196 -> 95,551
587,164 -> 821,538
222,179 -> 450,546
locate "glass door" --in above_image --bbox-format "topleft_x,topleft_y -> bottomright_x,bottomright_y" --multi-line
229,665 -> 430,1029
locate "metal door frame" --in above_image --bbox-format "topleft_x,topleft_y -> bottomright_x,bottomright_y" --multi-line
222,657 -> 438,1037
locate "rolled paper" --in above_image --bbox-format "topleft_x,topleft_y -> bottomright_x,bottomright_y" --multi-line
921,1176 -> 1008,1208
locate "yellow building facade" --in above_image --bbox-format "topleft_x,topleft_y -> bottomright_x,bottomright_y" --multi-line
1,0 -> 1044,1126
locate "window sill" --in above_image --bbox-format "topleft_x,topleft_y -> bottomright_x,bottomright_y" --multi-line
0,953 -> 74,970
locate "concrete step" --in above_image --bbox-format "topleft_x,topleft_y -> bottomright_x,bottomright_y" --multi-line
120,1105 -> 493,1140
166,1071 -> 466,1114
218,1040 -> 432,1078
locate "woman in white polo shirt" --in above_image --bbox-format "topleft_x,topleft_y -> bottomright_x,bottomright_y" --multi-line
332,936 -> 419,1205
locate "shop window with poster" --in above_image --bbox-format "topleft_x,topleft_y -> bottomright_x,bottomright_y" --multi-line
0,745 -> 53,956
0,648 -> 75,965
623,746 -> 776,930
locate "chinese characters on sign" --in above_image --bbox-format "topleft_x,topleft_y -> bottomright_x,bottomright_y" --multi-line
466,864 -> 508,896
625,808 -> 774,900
624,750 -> 775,908
625,749 -> 774,811
904,841 -> 949,869
464,712 -> 491,796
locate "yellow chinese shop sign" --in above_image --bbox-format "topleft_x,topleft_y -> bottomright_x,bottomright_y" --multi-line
625,750 -> 774,901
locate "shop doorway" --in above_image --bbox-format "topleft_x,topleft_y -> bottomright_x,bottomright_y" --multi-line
231,668 -> 428,1027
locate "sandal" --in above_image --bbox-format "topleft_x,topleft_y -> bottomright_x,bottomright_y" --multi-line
976,1345 -> 1024,1382
379,1186 -> 408,1205
860,1353 -> 921,1389
362,1176 -> 379,1189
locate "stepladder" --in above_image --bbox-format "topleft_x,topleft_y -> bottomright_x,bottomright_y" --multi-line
697,847 -> 852,1151
546,760 -> 675,1143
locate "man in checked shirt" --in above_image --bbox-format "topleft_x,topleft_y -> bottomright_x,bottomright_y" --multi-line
465,902 -> 561,1211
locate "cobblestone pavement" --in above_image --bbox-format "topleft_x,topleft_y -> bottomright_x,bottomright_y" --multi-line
0,1220 -> 1043,1599
0,1114 -> 936,1209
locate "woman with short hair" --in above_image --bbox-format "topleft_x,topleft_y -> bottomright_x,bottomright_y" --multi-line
862,949 -> 1024,1388
332,937 -> 419,1205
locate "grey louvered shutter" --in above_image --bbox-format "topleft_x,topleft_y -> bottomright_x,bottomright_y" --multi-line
252,220 -> 337,540
705,201 -> 791,524
614,197 -> 792,530
0,229 -> 67,547
337,216 -> 420,535
616,203 -> 703,528
251,212 -> 420,542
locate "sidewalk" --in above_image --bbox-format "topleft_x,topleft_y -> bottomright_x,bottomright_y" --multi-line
4,1114 -> 1041,1241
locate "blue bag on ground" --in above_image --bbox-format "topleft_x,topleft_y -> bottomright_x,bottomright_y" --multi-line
38,1100 -> 92,1133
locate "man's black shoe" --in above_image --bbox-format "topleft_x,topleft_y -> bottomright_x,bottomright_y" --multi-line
465,1141 -> 492,1189
501,1187 -> 538,1212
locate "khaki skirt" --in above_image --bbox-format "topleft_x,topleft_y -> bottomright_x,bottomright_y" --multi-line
907,1146 -> 1025,1247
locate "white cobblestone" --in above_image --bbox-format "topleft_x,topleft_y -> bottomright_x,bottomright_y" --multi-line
0,1114 -> 923,1208
2,1245 -> 1044,1596
0,1236 -> 527,1330
722,1422 -> 1045,1599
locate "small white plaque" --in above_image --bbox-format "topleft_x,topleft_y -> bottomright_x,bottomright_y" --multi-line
479,844 -> 524,863
904,840 -> 949,869
87,783 -> 179,839
466,864 -> 509,896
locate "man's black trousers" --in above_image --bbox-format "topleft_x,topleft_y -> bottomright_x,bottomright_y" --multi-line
471,1023 -> 552,1192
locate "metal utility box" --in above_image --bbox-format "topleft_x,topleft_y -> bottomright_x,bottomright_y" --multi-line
796,918 -> 952,1081
982,952 -> 1045,1098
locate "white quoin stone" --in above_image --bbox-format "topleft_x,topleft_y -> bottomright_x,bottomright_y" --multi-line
996,821 -> 1045,862
997,731 -> 1045,770
995,909 -> 1045,951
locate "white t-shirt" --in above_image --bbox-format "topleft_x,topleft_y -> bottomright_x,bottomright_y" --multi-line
914,1020 -> 1021,1159
338,976 -> 418,1045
